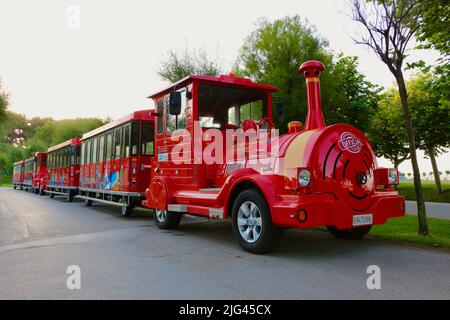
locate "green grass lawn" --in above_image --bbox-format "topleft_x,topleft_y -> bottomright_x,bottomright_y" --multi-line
398,180 -> 450,203
0,175 -> 12,187
369,215 -> 450,249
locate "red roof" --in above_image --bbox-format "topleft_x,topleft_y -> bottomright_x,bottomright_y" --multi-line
23,156 -> 34,163
81,109 -> 155,141
48,138 -> 81,153
148,74 -> 278,99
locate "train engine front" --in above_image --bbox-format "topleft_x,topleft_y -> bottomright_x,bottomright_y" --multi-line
271,61 -> 405,236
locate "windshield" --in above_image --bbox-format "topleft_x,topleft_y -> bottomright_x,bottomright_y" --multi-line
198,83 -> 268,129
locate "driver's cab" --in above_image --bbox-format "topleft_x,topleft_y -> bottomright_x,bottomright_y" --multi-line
150,74 -> 278,190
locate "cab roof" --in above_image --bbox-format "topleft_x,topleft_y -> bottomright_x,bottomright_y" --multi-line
48,138 -> 81,153
81,109 -> 155,141
148,74 -> 278,99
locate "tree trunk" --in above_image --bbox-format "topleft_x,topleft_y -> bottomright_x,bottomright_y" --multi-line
428,147 -> 443,194
393,160 -> 399,190
395,72 -> 429,235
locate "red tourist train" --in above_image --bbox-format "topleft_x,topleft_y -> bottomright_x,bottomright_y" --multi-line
11,60 -> 405,253
45,138 -> 81,201
77,110 -> 155,216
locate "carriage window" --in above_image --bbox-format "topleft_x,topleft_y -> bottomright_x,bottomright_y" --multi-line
106,132 -> 113,161
92,138 -> 98,163
141,123 -> 154,156
157,100 -> 164,134
114,128 -> 122,159
198,83 -> 267,128
86,141 -> 91,164
64,147 -> 70,166
81,144 -> 85,165
131,122 -> 140,156
99,135 -> 105,162
123,125 -> 130,158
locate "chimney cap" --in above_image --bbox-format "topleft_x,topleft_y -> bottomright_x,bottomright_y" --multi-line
299,60 -> 325,76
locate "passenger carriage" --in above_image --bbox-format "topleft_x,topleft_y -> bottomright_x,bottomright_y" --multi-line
78,110 -> 155,216
12,160 -> 24,190
46,138 -> 81,201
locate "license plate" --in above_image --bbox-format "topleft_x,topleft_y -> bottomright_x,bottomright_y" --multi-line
352,214 -> 373,226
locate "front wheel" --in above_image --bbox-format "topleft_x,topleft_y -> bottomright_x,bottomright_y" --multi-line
231,188 -> 284,254
154,209 -> 182,229
327,226 -> 371,240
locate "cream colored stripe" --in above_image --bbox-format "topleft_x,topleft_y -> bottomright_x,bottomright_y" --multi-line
284,130 -> 317,168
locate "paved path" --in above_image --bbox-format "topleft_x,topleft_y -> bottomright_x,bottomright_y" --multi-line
0,187 -> 449,299
406,200 -> 450,220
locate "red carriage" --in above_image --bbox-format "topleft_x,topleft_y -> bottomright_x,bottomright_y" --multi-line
78,110 -> 155,216
45,138 -> 81,201
12,160 -> 24,190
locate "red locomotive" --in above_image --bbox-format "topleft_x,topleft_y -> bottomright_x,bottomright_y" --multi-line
78,110 -> 155,216
142,60 -> 405,253
18,152 -> 47,194
46,138 -> 81,201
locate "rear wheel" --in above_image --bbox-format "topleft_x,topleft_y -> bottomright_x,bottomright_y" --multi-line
13,185 -> 17,190
327,226 -> 371,240
231,188 -> 284,254
121,203 -> 134,217
34,188 -> 39,195
154,209 -> 182,229
66,190 -> 74,202
39,188 -> 44,196
50,193 -> 55,198
84,198 -> 93,206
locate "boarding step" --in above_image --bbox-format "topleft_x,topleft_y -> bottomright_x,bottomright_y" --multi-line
174,190 -> 220,206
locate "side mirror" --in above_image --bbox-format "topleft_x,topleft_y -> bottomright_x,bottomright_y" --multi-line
169,91 -> 182,116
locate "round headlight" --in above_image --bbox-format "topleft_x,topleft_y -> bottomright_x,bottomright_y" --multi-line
388,169 -> 398,184
298,169 -> 311,187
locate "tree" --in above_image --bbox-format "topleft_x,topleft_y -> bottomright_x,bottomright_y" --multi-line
408,72 -> 450,193
0,81 -> 8,123
367,88 -> 410,168
350,0 -> 428,235
157,47 -> 223,83
235,16 -> 380,133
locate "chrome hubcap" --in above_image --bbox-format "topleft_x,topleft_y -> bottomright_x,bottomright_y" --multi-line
237,201 -> 262,243
156,209 -> 167,222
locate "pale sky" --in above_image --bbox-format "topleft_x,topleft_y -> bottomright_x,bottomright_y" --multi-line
0,0 -> 448,175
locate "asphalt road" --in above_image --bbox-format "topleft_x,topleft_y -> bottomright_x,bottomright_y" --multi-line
406,200 -> 450,220
1,186 -> 449,299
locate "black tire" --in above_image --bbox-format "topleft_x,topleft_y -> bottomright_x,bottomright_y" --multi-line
84,198 -> 93,206
231,188 -> 284,254
121,204 -> 134,217
327,225 -> 371,240
13,185 -> 16,190
34,188 -> 39,195
39,188 -> 44,196
50,193 -> 55,198
67,190 -> 74,202
154,209 -> 182,229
